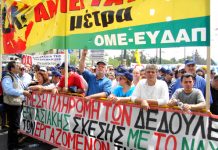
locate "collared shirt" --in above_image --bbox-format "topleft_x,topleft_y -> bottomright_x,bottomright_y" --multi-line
2,73 -> 25,99
82,70 -> 111,96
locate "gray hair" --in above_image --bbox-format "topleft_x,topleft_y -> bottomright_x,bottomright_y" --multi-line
145,64 -> 158,71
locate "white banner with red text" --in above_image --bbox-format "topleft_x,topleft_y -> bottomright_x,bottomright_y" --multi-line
20,93 -> 218,150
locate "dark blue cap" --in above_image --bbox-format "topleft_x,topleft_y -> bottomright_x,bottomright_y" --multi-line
128,68 -> 134,73
69,65 -> 76,72
118,72 -> 133,82
96,61 -> 106,66
165,69 -> 173,75
185,59 -> 196,65
60,63 -> 75,72
52,71 -> 62,77
50,67 -> 56,71
159,67 -> 167,73
116,66 -> 127,74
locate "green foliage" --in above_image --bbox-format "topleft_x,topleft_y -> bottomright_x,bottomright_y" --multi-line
70,54 -> 78,65
109,49 -> 217,66
108,57 -> 121,67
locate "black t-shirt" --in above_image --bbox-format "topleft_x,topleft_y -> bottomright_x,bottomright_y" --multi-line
210,85 -> 218,115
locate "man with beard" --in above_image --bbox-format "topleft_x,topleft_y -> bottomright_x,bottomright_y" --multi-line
79,49 -> 111,101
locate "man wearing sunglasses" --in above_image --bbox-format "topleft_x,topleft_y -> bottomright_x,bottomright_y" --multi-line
162,69 -> 174,87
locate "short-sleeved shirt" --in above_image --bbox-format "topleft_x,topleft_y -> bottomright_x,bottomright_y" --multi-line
131,79 -> 169,106
82,70 -> 111,96
58,73 -> 85,90
171,88 -> 205,104
113,86 -> 135,97
170,75 -> 213,104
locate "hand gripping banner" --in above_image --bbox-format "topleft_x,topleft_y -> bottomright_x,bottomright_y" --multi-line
20,93 -> 218,150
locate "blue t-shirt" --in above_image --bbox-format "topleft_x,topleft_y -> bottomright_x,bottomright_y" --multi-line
82,70 -> 111,96
113,86 -> 135,97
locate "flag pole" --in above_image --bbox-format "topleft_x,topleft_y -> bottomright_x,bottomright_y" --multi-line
64,50 -> 68,90
205,46 -> 211,111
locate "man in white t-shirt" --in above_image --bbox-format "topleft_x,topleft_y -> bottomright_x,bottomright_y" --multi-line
131,64 -> 169,110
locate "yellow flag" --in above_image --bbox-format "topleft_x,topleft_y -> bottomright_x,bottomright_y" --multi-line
134,50 -> 141,65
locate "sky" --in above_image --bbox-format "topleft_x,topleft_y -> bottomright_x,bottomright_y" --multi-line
106,0 -> 218,64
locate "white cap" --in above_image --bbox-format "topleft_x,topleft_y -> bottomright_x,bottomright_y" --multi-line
178,64 -> 185,71
40,67 -> 47,72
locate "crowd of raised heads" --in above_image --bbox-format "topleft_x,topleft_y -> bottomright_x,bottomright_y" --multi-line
1,57 -> 218,115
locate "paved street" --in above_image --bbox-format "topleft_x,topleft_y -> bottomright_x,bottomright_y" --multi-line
0,129 -> 57,150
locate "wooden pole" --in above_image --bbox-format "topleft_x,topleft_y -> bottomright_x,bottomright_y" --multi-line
206,47 -> 211,111
64,50 -> 68,90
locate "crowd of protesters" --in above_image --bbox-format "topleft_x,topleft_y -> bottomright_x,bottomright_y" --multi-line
0,50 -> 218,149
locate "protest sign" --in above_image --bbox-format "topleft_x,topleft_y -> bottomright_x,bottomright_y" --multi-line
22,54 -> 64,66
2,0 -> 209,54
20,93 -> 218,150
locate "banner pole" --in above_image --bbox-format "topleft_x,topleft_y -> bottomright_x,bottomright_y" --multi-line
0,1 -> 2,80
205,46 -> 211,111
64,50 -> 68,90
0,47 -> 2,80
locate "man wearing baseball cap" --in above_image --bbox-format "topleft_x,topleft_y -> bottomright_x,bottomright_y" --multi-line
170,59 -> 213,104
79,49 -> 111,101
55,63 -> 85,94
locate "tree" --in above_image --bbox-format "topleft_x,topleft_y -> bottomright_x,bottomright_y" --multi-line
70,55 -> 78,65
140,51 -> 149,64
170,58 -> 176,64
211,59 -> 217,65
194,50 -> 206,65
108,57 -> 121,67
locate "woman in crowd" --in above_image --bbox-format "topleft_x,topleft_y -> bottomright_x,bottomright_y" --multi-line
28,71 -> 51,93
107,71 -> 134,103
